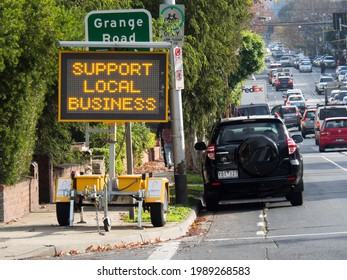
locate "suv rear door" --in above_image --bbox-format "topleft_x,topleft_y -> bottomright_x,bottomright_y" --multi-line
211,119 -> 292,179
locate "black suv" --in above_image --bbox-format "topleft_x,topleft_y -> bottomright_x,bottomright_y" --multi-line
194,115 -> 304,210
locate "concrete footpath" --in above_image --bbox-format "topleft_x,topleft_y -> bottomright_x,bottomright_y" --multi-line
0,172 -> 199,260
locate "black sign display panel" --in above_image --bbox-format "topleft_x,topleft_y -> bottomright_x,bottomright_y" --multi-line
59,51 -> 168,122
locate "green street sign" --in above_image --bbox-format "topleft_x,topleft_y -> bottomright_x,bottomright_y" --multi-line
85,9 -> 152,51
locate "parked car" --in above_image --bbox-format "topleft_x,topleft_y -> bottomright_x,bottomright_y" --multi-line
336,66 -> 347,76
315,75 -> 335,95
301,107 -> 316,138
337,70 -> 347,81
321,56 -> 336,68
194,115 -> 304,210
275,76 -> 293,91
313,56 -> 323,67
329,89 -> 341,103
332,90 -> 347,104
314,104 -> 347,145
299,61 -> 313,72
318,117 -> 347,152
234,103 -> 271,117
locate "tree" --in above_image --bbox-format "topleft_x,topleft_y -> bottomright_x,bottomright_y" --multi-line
180,1 -> 263,170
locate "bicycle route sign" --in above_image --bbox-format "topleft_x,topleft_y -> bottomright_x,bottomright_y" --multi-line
159,4 -> 185,46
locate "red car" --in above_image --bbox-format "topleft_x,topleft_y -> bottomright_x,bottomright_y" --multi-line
319,117 -> 347,152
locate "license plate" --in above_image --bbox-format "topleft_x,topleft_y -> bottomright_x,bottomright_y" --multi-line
218,170 -> 238,179
335,139 -> 345,142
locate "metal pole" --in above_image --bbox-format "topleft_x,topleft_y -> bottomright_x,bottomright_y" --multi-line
125,122 -> 135,219
164,0 -> 188,204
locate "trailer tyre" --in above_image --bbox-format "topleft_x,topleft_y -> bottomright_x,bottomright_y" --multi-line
56,202 -> 70,226
149,188 -> 168,227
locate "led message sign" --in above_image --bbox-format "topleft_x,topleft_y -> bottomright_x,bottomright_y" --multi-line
59,51 -> 168,122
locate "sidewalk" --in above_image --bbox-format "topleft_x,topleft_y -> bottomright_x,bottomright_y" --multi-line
0,171 -> 198,260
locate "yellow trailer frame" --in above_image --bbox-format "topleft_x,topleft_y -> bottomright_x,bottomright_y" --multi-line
54,173 -> 170,231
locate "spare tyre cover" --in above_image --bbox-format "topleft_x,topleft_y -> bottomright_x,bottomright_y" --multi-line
237,135 -> 279,176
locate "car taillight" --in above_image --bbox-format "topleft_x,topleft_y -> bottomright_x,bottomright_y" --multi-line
295,110 -> 300,116
275,80 -> 280,85
288,80 -> 293,84
316,120 -> 320,128
206,144 -> 216,160
286,138 -> 297,155
321,131 -> 330,136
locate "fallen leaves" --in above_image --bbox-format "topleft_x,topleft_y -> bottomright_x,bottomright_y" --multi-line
54,238 -> 163,257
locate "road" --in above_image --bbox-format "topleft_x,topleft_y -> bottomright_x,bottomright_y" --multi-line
45,65 -> 347,261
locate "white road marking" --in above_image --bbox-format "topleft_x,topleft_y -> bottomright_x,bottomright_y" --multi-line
322,156 -> 347,173
205,231 -> 347,242
147,240 -> 180,260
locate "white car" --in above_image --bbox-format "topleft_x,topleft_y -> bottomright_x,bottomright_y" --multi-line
321,56 -> 336,68
337,70 -> 347,81
329,89 -> 340,103
286,94 -> 305,106
315,75 -> 334,95
299,61 -> 312,72
336,66 -> 347,76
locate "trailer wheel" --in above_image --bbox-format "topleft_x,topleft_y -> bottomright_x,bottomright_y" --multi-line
149,188 -> 168,227
103,217 -> 111,232
56,202 -> 70,226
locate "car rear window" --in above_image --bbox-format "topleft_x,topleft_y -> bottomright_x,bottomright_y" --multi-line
325,120 -> 347,128
306,111 -> 315,118
321,77 -> 334,82
280,107 -> 296,114
319,108 -> 347,120
288,96 -> 303,101
216,121 -> 286,144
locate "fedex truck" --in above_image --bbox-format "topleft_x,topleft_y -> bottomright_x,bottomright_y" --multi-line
241,80 -> 268,105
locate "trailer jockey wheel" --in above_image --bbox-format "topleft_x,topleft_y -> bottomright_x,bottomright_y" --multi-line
56,202 -> 70,226
103,217 -> 111,232
149,187 -> 168,227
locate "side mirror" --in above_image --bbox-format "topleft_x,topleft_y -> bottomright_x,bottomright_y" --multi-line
292,134 -> 303,143
194,142 -> 207,151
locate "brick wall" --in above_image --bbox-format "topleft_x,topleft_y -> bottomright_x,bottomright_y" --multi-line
0,163 -> 39,222
0,149 -> 155,223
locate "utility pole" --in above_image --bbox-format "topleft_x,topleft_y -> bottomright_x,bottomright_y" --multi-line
163,0 -> 188,204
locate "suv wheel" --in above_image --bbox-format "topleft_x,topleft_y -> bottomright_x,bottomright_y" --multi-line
205,197 -> 219,211
287,180 -> 304,206
289,191 -> 303,206
237,135 -> 280,176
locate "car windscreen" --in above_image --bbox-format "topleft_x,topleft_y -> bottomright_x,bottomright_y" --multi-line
319,107 -> 347,120
216,121 -> 286,144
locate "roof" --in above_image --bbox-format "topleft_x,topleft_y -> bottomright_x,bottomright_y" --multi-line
220,115 -> 279,123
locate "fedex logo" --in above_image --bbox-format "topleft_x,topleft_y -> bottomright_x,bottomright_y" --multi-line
243,85 -> 264,93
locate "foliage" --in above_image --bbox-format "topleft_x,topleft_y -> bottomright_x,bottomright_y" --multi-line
0,0 -> 262,185
0,0 -> 63,184
181,0 -> 254,140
